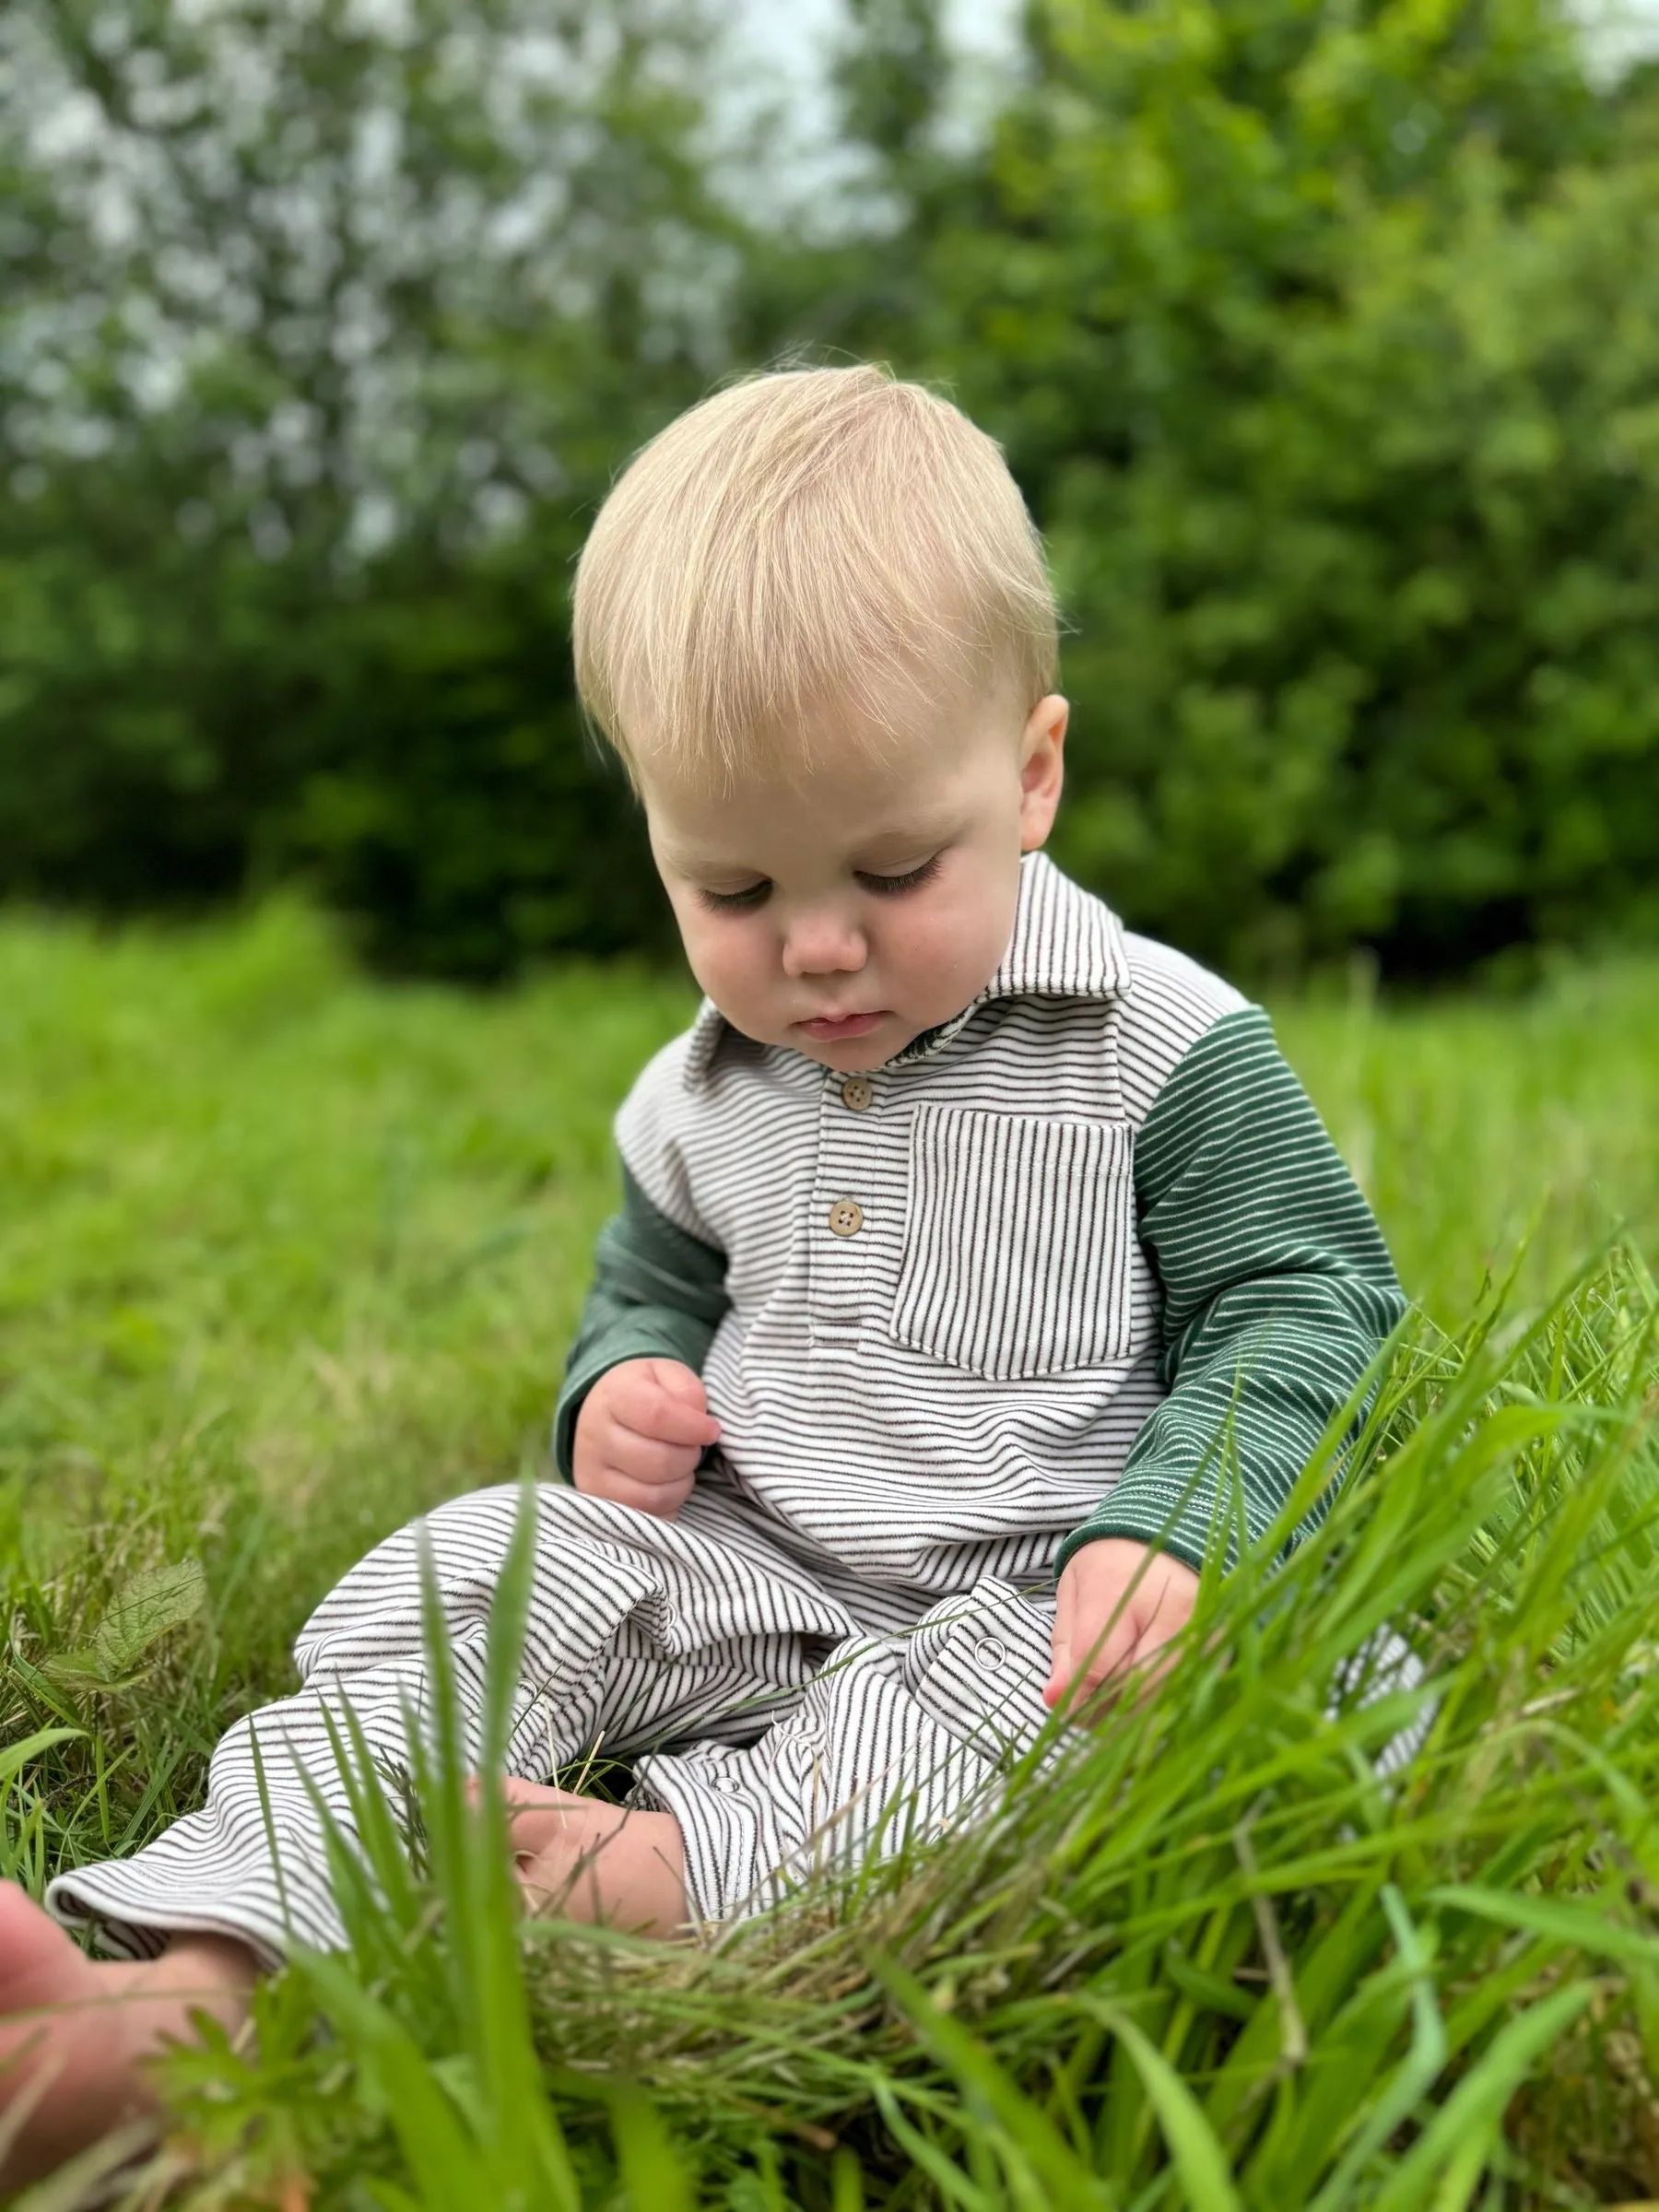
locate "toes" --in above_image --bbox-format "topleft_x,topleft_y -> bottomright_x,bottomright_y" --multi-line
0,1886 -> 97,2015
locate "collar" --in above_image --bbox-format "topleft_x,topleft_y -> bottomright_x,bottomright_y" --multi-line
681,853 -> 1131,1088
978,849 -> 1132,1005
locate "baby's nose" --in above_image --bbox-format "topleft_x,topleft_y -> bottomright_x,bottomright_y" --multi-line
781,910 -> 868,977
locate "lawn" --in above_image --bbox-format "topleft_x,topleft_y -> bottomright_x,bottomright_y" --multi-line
2,903 -> 1657,2208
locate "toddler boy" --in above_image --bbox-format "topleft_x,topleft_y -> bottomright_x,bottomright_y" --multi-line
0,366 -> 1403,2181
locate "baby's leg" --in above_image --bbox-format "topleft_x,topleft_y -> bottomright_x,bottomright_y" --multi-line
0,1783 -> 686,2189
2,1488 -> 616,2183
633,1579 -> 1056,1920
0,1885 -> 255,2189
48,1485 -> 644,1962
9,1481 -> 846,2178
11,1480 -> 839,2179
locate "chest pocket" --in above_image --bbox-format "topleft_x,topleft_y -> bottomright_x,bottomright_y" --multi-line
890,1106 -> 1136,1381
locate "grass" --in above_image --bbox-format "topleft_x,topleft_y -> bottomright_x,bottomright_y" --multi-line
1,900 -> 1657,2208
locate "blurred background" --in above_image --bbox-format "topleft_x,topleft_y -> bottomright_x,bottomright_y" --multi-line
5,0 -> 1659,988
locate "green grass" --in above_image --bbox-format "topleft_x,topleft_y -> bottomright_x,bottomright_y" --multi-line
1273,959 -> 1659,1316
2,902 -> 1657,2209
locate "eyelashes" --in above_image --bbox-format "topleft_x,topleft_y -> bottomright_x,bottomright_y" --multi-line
696,881 -> 771,913
695,853 -> 944,914
859,855 -> 942,898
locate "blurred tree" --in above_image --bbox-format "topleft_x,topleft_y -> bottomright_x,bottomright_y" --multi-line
726,0 -> 951,381
0,0 -> 736,971
837,0 -> 950,165
874,0 -> 1659,978
6,0 -> 1659,982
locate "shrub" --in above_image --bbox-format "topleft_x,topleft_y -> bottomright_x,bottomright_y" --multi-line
6,0 -> 1659,981
906,1 -> 1659,978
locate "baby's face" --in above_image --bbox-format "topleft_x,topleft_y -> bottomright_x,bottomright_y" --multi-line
640,693 -> 1067,1072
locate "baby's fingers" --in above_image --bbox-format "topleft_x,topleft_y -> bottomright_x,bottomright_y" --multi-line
608,1424 -> 703,1487
627,1368 -> 722,1450
1045,1613 -> 1144,1718
1042,1569 -> 1077,1708
593,1463 -> 697,1519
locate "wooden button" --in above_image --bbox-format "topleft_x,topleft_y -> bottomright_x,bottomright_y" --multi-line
827,1198 -> 865,1238
840,1075 -> 874,1112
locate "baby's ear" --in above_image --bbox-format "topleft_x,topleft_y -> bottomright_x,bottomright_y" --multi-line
1018,694 -> 1067,851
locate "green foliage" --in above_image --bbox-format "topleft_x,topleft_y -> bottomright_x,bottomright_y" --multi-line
1,916 -> 1658,2200
0,903 -> 694,1877
7,0 -> 1659,979
41,1558 -> 206,1692
835,0 -> 952,169
9,0 -> 1659,981
0,0 -> 723,974
889,1 -> 1659,978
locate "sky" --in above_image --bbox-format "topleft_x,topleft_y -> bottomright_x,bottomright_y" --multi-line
736,0 -> 1024,91
724,0 -> 1027,198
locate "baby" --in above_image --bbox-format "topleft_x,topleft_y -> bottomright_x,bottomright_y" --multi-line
0,365 -> 1404,2182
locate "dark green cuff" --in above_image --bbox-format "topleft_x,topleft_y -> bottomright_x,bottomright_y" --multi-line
552,1165 -> 730,1478
1054,1464 -> 1255,1581
552,1309 -> 724,1480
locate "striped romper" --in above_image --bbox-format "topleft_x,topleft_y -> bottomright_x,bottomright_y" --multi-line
50,856 -> 1405,1961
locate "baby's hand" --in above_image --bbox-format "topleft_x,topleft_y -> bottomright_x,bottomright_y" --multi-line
572,1358 -> 720,1519
1043,1537 -> 1200,1722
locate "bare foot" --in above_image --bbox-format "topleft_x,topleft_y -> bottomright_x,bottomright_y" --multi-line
0,1882 -> 258,2189
495,1778 -> 688,1937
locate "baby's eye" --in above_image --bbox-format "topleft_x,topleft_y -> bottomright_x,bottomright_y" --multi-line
697,880 -> 771,913
856,855 -> 942,897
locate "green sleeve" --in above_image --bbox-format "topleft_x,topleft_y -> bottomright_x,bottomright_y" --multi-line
1056,1006 -> 1406,1578
551,1163 -> 730,1478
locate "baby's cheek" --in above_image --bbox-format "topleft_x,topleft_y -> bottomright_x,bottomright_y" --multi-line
900,898 -> 1008,1008
678,918 -> 765,1028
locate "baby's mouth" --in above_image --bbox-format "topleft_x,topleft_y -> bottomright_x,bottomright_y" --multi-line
794,1010 -> 888,1040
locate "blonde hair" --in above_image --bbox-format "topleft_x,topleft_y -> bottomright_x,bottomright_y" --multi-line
572,363 -> 1057,785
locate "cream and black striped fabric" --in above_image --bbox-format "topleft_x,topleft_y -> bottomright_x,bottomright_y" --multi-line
47,855 -> 1407,1960
49,1483 -> 1055,1959
559,852 -> 1405,1588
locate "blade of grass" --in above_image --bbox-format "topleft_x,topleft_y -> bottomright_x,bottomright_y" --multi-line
868,1948 -> 1117,2208
1367,1982 -> 1598,2212
1078,2001 -> 1243,2212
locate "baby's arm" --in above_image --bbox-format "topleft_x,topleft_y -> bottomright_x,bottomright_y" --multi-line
554,1159 -> 730,1511
1049,1005 -> 1404,1715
